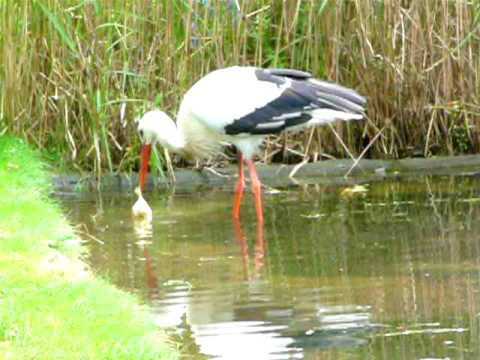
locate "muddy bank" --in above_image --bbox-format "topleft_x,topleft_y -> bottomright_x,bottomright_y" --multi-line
53,155 -> 480,193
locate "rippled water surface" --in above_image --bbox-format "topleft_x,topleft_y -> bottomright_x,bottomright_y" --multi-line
59,174 -> 480,359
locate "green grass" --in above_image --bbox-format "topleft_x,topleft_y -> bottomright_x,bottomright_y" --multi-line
0,136 -> 177,359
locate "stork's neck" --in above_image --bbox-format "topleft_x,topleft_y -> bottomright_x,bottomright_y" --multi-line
163,121 -> 186,153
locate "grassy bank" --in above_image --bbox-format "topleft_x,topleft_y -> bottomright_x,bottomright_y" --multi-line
0,136 -> 176,359
1,1 -> 480,173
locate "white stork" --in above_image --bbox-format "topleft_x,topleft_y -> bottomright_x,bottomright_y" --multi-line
136,66 -> 366,223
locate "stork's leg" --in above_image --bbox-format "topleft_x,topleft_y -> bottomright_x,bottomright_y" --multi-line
232,153 -> 245,220
246,159 -> 264,224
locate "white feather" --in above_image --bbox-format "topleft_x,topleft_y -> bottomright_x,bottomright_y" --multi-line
255,120 -> 285,130
285,109 -> 363,133
173,66 -> 290,158
310,109 -> 363,123
178,66 -> 288,133
273,112 -> 302,120
229,136 -> 265,160
138,110 -> 184,151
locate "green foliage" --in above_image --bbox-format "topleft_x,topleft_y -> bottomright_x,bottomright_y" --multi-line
35,0 -> 77,53
451,124 -> 472,154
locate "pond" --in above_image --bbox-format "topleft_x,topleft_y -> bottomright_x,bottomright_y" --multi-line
58,172 -> 480,359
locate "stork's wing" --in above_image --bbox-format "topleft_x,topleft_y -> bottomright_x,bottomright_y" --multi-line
224,68 -> 366,135
267,68 -> 312,80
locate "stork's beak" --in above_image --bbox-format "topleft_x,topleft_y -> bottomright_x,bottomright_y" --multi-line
139,144 -> 152,192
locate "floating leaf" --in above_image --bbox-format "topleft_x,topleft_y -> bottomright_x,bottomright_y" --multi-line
340,184 -> 369,198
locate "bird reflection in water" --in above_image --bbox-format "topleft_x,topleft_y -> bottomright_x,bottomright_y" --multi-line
133,213 -> 266,295
132,218 -> 158,297
132,212 -> 267,359
232,217 -> 265,279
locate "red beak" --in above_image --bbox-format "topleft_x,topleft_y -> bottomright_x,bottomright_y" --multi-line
139,144 -> 152,192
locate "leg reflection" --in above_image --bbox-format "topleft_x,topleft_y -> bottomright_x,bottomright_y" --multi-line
232,217 -> 264,279
133,220 -> 158,298
254,219 -> 264,272
143,247 -> 158,295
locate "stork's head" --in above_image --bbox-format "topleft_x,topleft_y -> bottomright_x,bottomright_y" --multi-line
136,110 -> 181,192
137,110 -> 177,146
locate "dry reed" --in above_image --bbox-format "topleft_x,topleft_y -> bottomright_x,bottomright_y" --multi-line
1,1 -> 479,174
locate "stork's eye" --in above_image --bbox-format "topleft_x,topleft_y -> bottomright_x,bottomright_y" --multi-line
138,129 -> 144,140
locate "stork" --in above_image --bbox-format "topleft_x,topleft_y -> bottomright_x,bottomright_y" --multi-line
136,66 -> 366,223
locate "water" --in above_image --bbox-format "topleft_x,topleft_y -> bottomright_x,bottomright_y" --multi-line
59,174 -> 480,359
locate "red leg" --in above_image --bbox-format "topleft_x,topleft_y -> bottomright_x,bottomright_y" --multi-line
247,159 -> 264,224
232,153 -> 245,220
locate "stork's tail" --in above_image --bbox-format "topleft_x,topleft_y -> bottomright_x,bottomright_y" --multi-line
302,79 -> 366,126
308,79 -> 366,115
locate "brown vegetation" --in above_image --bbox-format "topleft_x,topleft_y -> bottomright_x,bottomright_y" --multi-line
1,1 -> 479,174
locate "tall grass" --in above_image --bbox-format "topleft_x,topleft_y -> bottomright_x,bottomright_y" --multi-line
1,1 -> 479,173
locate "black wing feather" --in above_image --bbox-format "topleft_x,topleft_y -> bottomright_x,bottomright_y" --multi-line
268,68 -> 312,79
224,68 -> 366,136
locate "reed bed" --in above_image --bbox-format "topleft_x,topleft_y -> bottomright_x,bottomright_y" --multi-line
1,1 -> 479,174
